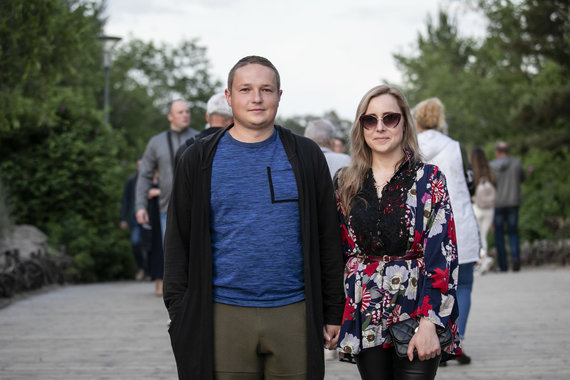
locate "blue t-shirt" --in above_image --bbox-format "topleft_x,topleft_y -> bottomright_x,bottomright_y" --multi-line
210,129 -> 305,307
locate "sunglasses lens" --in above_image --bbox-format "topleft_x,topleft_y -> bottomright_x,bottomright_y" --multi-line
360,115 -> 377,130
383,113 -> 401,128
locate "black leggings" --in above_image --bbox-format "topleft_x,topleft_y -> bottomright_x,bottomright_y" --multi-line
355,346 -> 440,380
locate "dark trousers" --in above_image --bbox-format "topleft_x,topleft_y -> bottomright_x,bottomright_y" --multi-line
355,345 -> 440,380
493,206 -> 520,271
129,220 -> 145,270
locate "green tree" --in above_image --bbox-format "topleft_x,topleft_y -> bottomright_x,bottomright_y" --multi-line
0,0 -> 135,281
394,0 -> 570,242
110,39 -> 222,162
0,2 -> 224,281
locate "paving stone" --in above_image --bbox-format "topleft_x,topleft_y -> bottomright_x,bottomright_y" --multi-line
1,268 -> 569,379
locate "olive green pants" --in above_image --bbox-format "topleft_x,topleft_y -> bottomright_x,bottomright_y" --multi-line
213,301 -> 307,380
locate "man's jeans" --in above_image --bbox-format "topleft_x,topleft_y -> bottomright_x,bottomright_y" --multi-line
493,206 -> 520,271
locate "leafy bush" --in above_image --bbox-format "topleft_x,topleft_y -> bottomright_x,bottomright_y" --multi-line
0,104 -> 136,281
520,147 -> 570,241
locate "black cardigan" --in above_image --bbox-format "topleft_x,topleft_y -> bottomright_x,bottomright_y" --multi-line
163,124 -> 345,379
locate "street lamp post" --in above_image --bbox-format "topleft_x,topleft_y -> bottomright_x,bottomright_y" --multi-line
98,35 -> 122,124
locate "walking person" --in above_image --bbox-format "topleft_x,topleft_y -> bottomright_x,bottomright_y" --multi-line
335,85 -> 462,380
174,92 -> 234,167
489,141 -> 526,272
141,172 -> 163,296
120,157 -> 145,280
413,97 -> 479,365
163,55 -> 344,379
304,119 -> 351,179
135,99 -> 198,243
470,147 -> 496,274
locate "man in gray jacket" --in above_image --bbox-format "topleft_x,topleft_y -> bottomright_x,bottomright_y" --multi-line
135,99 -> 198,242
304,119 -> 350,180
490,141 -> 526,272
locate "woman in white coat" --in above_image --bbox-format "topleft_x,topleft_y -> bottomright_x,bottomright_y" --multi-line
413,98 -> 480,365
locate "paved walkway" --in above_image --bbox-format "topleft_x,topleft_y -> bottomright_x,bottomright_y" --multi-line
1,267 -> 569,379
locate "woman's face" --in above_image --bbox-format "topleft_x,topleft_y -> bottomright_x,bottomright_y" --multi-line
362,94 -> 405,158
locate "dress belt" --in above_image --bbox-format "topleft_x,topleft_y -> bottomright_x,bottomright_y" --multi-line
354,250 -> 424,263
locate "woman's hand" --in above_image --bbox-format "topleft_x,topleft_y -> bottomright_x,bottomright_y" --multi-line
323,325 -> 340,350
147,188 -> 161,199
407,318 -> 441,361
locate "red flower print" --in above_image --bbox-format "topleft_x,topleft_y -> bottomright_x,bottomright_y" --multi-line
342,300 -> 356,323
341,225 -> 355,250
412,295 -> 433,318
361,290 -> 371,312
431,267 -> 450,292
363,261 -> 380,277
387,305 -> 402,326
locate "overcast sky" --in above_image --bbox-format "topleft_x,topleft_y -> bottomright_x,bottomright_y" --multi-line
103,0 -> 486,121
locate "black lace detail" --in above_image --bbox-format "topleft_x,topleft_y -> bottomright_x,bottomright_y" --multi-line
350,156 -> 418,257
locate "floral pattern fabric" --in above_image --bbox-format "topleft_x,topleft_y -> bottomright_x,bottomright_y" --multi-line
336,156 -> 462,356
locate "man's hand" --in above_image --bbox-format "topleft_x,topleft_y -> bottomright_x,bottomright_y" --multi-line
120,221 -> 128,230
407,318 -> 441,361
136,209 -> 149,225
323,324 -> 340,350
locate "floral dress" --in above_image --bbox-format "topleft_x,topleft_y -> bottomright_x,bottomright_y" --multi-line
336,155 -> 462,357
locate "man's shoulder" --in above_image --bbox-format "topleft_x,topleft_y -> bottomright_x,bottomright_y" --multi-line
181,127 -> 199,138
148,130 -> 169,145
324,150 -> 350,161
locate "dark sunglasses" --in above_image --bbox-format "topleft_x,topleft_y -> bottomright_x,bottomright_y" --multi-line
359,112 -> 402,130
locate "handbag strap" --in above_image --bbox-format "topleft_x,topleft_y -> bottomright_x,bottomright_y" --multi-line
166,130 -> 176,173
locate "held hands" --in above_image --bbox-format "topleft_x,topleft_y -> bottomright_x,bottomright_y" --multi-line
407,318 -> 440,361
323,325 -> 340,350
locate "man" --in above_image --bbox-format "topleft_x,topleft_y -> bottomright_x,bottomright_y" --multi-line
490,141 -> 526,272
135,100 -> 198,242
174,92 -> 233,166
332,137 -> 347,154
120,157 -> 145,280
304,119 -> 351,179
164,56 -> 344,379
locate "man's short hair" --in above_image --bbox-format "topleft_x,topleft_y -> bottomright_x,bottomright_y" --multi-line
227,56 -> 281,92
167,99 -> 188,114
495,141 -> 509,154
206,92 -> 233,119
305,119 -> 336,148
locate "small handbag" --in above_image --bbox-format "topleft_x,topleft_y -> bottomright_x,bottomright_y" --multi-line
388,318 -> 453,359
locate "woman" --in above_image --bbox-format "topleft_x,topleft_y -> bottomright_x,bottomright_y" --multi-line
413,97 -> 480,365
470,147 -> 496,273
336,85 -> 461,380
142,171 -> 164,297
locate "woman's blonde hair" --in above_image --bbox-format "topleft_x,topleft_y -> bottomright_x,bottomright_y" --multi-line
337,85 -> 420,216
412,97 -> 447,131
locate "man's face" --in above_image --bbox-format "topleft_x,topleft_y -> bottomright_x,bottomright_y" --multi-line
167,100 -> 191,131
225,64 -> 282,131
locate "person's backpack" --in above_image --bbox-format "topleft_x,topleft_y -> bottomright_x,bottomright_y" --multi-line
473,176 -> 496,209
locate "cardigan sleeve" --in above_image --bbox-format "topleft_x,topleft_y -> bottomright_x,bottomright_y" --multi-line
414,166 -> 459,329
163,147 -> 194,321
313,145 -> 346,326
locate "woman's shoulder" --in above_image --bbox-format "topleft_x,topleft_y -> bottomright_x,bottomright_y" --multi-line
413,161 -> 449,185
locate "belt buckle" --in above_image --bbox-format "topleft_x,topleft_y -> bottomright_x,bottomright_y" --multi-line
382,255 -> 390,263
